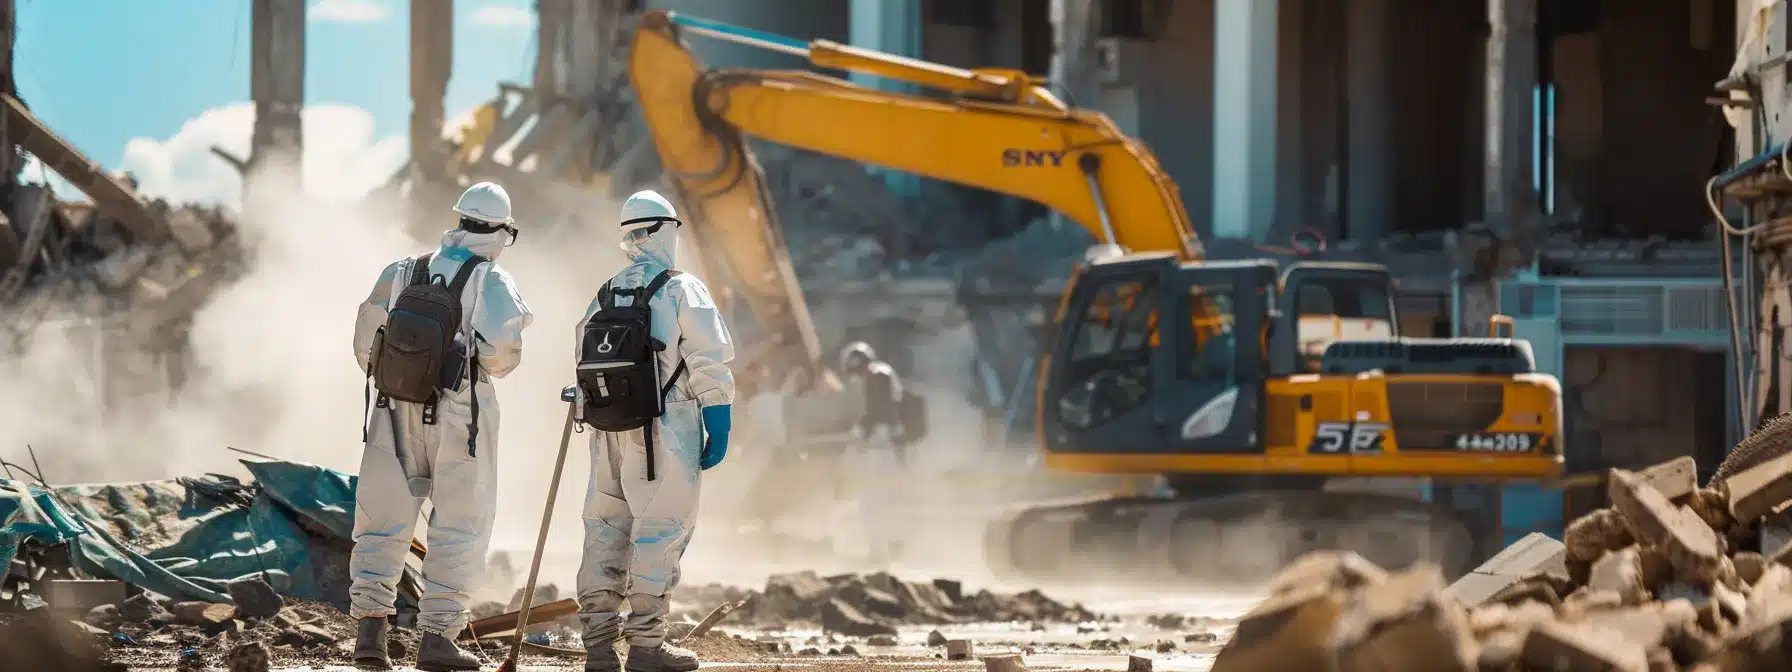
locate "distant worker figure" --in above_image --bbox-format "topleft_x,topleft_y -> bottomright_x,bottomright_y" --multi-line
838,342 -> 926,566
571,190 -> 735,672
350,182 -> 533,671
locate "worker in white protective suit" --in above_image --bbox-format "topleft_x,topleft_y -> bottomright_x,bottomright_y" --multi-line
839,342 -> 908,567
573,190 -> 734,672
350,182 -> 534,672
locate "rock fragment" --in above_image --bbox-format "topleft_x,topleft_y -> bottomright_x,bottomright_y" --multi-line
1589,546 -> 1651,605
946,639 -> 974,660
1126,654 -> 1153,672
225,579 -> 283,619
982,654 -> 1028,672
169,601 -> 237,626
1522,620 -> 1650,672
225,640 -> 270,672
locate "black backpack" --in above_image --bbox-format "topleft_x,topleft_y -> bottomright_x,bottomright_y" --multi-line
365,252 -> 488,453
577,269 -> 685,481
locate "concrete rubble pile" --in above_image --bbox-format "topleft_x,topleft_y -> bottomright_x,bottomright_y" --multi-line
703,570 -> 1100,638
0,94 -> 243,370
1212,451 -> 1792,671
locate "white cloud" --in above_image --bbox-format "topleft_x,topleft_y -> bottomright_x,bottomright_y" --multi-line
118,103 -> 407,210
469,5 -> 533,28
310,0 -> 390,23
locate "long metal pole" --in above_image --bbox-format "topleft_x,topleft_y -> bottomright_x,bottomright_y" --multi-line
502,402 -> 579,671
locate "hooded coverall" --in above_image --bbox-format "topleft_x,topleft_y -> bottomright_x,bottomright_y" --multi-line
349,228 -> 534,638
574,211 -> 735,651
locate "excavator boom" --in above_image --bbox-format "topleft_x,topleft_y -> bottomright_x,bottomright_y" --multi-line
629,11 -> 1201,388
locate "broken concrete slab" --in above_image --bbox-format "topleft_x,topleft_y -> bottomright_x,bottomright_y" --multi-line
1719,450 -> 1792,523
982,653 -> 1028,672
1446,532 -> 1568,605
1610,469 -> 1725,583
1642,456 -> 1700,503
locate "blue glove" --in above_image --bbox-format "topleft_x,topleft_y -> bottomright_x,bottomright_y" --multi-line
700,404 -> 731,470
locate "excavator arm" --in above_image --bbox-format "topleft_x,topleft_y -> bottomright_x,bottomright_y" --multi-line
628,10 -> 1203,389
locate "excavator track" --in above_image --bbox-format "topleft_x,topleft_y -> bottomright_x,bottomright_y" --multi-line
985,491 -> 1479,585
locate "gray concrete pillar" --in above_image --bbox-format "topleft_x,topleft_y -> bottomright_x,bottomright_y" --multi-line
1345,0 -> 1392,241
850,0 -> 923,198
1211,0 -> 1277,241
249,0 -> 306,209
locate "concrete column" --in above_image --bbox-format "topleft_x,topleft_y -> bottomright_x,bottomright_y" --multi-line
1484,0 -> 1537,233
249,0 -> 306,206
1211,0 -> 1277,241
410,0 -> 454,186
1345,0 -> 1391,241
850,0 -> 924,198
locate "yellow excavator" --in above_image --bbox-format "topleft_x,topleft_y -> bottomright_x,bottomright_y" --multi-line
624,10 -> 1564,580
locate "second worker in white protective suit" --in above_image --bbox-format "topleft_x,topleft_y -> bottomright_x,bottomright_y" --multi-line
572,190 -> 735,672
350,182 -> 534,671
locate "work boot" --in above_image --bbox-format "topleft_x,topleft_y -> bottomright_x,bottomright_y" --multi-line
415,632 -> 484,672
624,643 -> 700,672
353,618 -> 392,670
585,644 -> 622,672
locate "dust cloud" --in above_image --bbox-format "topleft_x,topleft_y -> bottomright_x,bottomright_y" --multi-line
0,156 -> 1237,611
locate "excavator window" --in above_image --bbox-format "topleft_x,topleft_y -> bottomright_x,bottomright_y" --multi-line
1183,286 -> 1237,382
1292,278 -> 1395,372
1058,277 -> 1158,430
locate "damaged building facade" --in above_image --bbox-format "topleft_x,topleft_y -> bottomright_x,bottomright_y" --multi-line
5,0 -> 1752,539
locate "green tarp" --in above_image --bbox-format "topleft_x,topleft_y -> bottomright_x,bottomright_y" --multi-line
0,459 -> 360,606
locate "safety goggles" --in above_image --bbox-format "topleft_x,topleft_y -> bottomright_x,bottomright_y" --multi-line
460,216 -> 520,246
621,218 -> 681,244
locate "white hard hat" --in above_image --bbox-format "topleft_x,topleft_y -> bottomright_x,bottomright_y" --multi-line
619,190 -> 680,234
454,182 -> 514,225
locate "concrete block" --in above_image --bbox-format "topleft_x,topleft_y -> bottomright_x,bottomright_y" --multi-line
1447,532 -> 1568,605
1720,450 -> 1792,523
1521,620 -> 1650,672
1610,470 -> 1724,583
1331,565 -> 1476,672
1588,547 -> 1649,605
1640,456 -> 1699,503
1125,654 -> 1153,672
946,639 -> 974,660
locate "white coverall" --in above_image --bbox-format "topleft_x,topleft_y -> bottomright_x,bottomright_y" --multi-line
574,215 -> 735,649
349,229 -> 533,637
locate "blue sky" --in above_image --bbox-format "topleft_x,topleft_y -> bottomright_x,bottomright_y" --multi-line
15,0 -> 536,171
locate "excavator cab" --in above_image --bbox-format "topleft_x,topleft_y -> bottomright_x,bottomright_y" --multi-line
1041,253 -> 1276,457
1041,255 -> 1408,461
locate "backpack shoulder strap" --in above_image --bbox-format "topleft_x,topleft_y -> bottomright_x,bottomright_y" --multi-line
640,269 -> 683,302
597,280 -> 615,311
409,252 -> 435,286
446,255 -> 489,295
